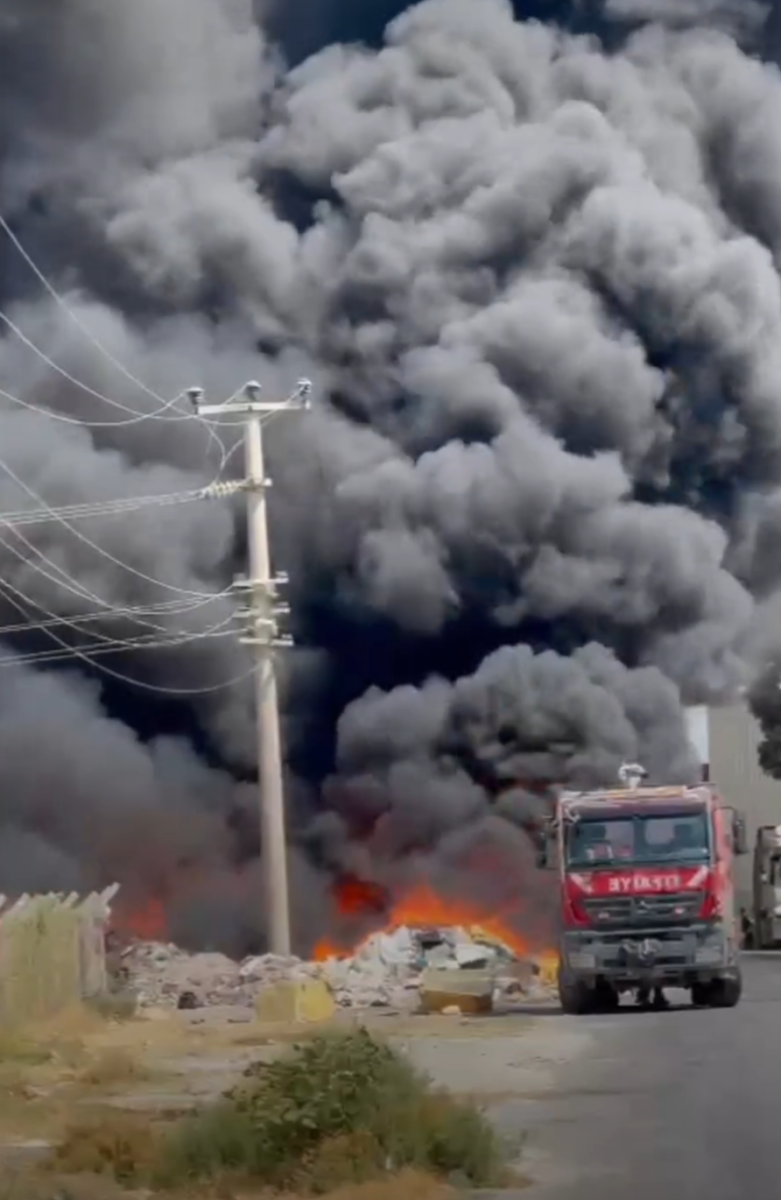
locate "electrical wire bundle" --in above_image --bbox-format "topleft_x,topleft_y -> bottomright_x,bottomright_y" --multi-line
0,213 -> 295,695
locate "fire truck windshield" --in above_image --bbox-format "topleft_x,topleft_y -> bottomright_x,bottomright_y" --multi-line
565,812 -> 710,868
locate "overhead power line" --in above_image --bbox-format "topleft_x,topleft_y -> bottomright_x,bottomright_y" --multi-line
0,625 -> 237,669
0,311 -> 190,422
0,527 -> 233,639
0,212 -> 175,408
0,446 -> 236,601
0,219 -> 319,877
0,571 -> 256,695
0,480 -> 243,531
0,594 -> 231,638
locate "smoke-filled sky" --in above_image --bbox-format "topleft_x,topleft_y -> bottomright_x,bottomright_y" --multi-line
2,0 -> 781,951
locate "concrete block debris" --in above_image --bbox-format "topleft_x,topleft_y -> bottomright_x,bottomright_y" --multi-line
119,923 -> 557,1015
255,979 -> 336,1024
419,968 -> 494,1015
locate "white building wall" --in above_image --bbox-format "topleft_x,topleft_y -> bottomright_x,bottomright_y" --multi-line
707,704 -> 781,909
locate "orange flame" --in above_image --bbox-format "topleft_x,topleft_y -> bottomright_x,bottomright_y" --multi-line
313,880 -> 545,963
333,876 -> 389,916
112,896 -> 168,942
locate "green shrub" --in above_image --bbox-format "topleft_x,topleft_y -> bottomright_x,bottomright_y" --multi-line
157,1028 -> 508,1192
154,1102 -> 259,1186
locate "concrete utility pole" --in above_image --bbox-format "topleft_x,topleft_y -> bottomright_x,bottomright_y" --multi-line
190,379 -> 312,956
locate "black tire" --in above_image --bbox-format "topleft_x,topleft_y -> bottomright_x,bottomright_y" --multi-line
709,971 -> 742,1009
692,971 -> 742,1009
558,968 -> 594,1015
593,981 -> 620,1012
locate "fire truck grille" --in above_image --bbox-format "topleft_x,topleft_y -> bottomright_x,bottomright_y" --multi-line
583,892 -> 703,925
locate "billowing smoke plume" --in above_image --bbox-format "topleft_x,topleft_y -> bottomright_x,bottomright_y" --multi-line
1,0 -> 781,950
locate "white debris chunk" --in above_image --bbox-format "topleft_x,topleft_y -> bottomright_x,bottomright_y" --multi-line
115,923 -> 556,1012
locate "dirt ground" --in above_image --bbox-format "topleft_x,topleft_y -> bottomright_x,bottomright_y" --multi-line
0,999 -> 586,1196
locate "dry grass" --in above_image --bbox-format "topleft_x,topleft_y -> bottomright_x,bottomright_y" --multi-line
21,1029 -> 509,1196
0,1172 -> 129,1200
0,1002 -> 534,1074
84,991 -> 139,1022
20,1113 -> 462,1200
312,1174 -> 455,1200
0,1020 -> 522,1198
0,1006 -> 531,1187
0,1002 -> 534,1061
0,1005 -> 211,1085
46,1113 -> 161,1182
77,1048 -> 154,1088
316,1173 -> 455,1200
0,1166 -> 456,1200
0,1008 -> 178,1143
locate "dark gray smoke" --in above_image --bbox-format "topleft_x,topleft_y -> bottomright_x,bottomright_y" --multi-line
322,642 -> 697,858
0,0 -> 780,950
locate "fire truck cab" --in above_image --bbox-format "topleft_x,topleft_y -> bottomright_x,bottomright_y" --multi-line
537,764 -> 748,1014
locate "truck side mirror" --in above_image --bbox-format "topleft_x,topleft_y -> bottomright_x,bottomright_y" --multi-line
732,813 -> 748,856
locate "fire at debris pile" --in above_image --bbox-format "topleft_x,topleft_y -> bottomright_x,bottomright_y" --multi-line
110,880 -> 557,1012
115,925 -> 556,1014
4,0 -> 781,954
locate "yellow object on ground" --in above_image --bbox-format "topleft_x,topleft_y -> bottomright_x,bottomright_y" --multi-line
535,953 -> 559,987
254,979 -> 337,1024
419,968 -> 493,1016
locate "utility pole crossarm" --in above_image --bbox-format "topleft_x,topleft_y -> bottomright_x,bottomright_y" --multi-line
188,378 -> 313,957
192,378 -> 312,419
197,402 -> 303,416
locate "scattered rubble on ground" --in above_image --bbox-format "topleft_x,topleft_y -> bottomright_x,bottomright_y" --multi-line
116,925 -> 557,1015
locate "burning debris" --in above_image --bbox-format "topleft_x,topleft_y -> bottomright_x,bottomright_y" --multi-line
316,924 -> 555,1011
116,923 -> 556,1014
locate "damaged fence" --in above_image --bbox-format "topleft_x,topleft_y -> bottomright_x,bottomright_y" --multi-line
0,884 -> 119,1024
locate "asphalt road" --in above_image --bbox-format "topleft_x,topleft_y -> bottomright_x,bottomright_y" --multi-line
498,954 -> 781,1199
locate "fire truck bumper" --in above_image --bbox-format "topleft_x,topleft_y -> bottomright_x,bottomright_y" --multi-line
560,926 -> 738,987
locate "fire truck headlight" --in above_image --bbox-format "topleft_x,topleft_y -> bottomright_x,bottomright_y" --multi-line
695,945 -> 724,965
567,949 -> 596,970
695,933 -> 725,965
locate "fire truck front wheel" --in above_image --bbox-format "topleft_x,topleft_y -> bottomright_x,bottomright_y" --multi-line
557,967 -> 595,1015
691,969 -> 742,1009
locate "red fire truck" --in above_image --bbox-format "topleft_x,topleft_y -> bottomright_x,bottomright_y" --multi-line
537,764 -> 748,1013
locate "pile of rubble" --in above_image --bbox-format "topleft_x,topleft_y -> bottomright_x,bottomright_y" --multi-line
316,925 -> 551,1010
115,943 -> 321,1009
115,925 -> 555,1013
